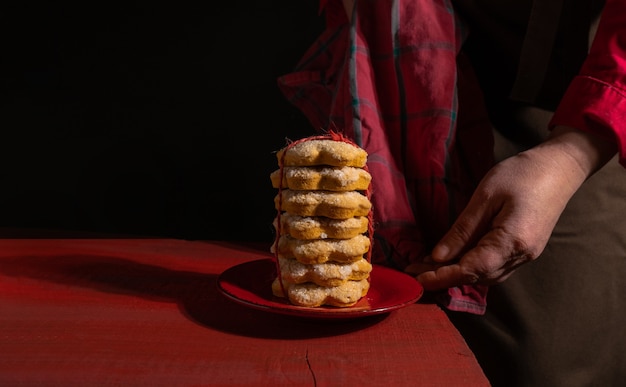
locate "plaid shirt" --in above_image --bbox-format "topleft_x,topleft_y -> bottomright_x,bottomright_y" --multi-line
278,0 -> 493,314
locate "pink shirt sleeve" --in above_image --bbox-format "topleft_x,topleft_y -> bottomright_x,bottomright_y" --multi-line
549,0 -> 626,167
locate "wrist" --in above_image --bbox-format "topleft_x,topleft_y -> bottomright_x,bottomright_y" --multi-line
542,125 -> 618,178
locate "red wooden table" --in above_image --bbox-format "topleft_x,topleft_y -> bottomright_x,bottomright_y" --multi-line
0,237 -> 490,386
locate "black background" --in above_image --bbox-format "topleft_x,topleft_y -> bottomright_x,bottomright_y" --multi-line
1,1 -> 323,242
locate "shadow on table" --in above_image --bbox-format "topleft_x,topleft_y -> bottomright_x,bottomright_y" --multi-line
0,254 -> 387,339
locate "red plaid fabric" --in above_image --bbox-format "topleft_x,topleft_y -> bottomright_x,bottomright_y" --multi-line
278,0 -> 493,314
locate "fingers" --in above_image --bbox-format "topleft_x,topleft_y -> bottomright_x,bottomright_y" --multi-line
417,246 -> 489,291
430,191 -> 496,264
416,241 -> 532,291
416,264 -> 479,291
404,261 -> 445,277
413,197 -> 499,289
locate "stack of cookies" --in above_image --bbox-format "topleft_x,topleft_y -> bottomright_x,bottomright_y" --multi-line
270,136 -> 373,307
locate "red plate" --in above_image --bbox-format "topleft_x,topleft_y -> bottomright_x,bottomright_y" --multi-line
217,258 -> 423,319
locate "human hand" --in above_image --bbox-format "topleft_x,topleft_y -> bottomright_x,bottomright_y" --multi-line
406,126 -> 617,291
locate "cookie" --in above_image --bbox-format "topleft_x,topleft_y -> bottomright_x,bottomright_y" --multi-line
271,277 -> 370,307
275,190 -> 372,219
276,139 -> 368,168
275,213 -> 369,240
277,257 -> 373,287
270,166 -> 371,191
272,234 -> 370,264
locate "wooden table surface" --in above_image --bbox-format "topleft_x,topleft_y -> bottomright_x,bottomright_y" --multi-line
0,237 -> 490,386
